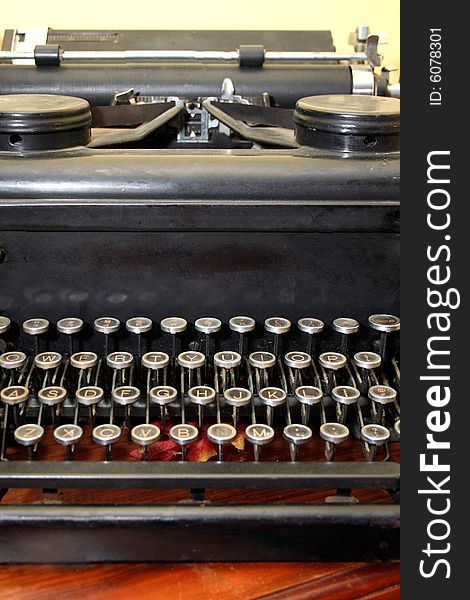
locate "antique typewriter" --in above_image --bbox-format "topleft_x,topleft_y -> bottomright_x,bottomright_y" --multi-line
0,27 -> 400,563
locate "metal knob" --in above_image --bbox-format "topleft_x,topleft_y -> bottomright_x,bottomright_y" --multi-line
245,423 -> 275,461
207,423 -> 237,461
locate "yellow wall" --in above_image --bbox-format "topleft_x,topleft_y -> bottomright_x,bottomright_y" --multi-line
1,0 -> 399,70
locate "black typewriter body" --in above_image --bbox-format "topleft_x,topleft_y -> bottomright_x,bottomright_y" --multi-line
0,29 -> 400,564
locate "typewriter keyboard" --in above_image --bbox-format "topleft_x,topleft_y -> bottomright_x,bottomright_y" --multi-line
0,313 -> 400,465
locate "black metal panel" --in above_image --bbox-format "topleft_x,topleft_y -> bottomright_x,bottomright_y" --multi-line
0,504 -> 400,563
0,460 -> 400,489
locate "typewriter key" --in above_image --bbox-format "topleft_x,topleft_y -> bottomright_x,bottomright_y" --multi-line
248,351 -> 276,370
245,423 -> 275,461
126,316 -> 152,335
57,317 -> 84,335
23,318 -> 49,353
71,351 -> 98,370
368,314 -> 400,359
294,385 -> 322,425
92,423 -> 121,447
368,385 -> 397,404
131,423 -> 160,459
150,385 -> 177,425
332,317 -> 359,355
229,316 -> 255,354
214,351 -> 241,370
161,317 -> 188,334
284,351 -> 311,370
0,316 -> 11,335
265,317 -> 291,356
283,423 -> 313,461
177,351 -> 205,369
14,423 -> 45,447
331,385 -> 360,405
320,422 -> 349,461
54,424 -> 83,446
259,387 -> 286,427
394,419 -> 400,436
319,352 -> 347,394
94,317 -> 120,356
107,351 -> 133,370
207,423 -> 237,461
126,317 -> 152,357
76,386 -> 104,406
224,387 -> 252,427
189,385 -> 216,428
112,385 -> 140,406
297,317 -> 324,355
361,423 -> 390,461
0,385 -> 29,405
0,351 -> 27,370
353,351 -> 381,392
38,386 -> 67,406
142,352 -> 170,370
169,423 -> 199,460
34,351 -> 62,370
195,317 -> 222,335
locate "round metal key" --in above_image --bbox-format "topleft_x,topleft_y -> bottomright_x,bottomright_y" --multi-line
149,385 -> 178,406
76,386 -> 104,406
319,422 -> 349,444
353,351 -> 381,370
57,317 -> 84,335
54,424 -> 83,446
160,317 -> 187,334
331,385 -> 360,405
14,424 -> 45,446
368,385 -> 397,404
0,385 -> 29,405
297,317 -> 324,334
319,352 -> 347,371
34,351 -> 62,370
23,318 -> 49,336
224,387 -> 252,407
229,316 -> 255,334
248,351 -> 276,369
92,424 -> 121,446
245,423 -> 275,446
126,316 -> 153,334
142,352 -> 170,370
207,423 -> 237,445
0,351 -> 27,370
264,317 -> 291,335
93,317 -> 120,334
195,317 -> 222,334
284,351 -> 311,369
112,386 -> 140,406
214,351 -> 241,369
0,316 -> 11,335
259,387 -> 287,407
177,351 -> 205,369
70,352 -> 98,369
283,424 -> 313,445
332,318 -> 359,335
188,386 -> 216,406
38,386 -> 67,406
106,351 -> 133,369
131,423 -> 160,446
169,423 -> 199,446
361,424 -> 390,445
294,386 -> 323,405
368,314 -> 400,333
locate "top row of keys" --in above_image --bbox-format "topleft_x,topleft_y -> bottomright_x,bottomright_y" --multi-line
0,314 -> 400,337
